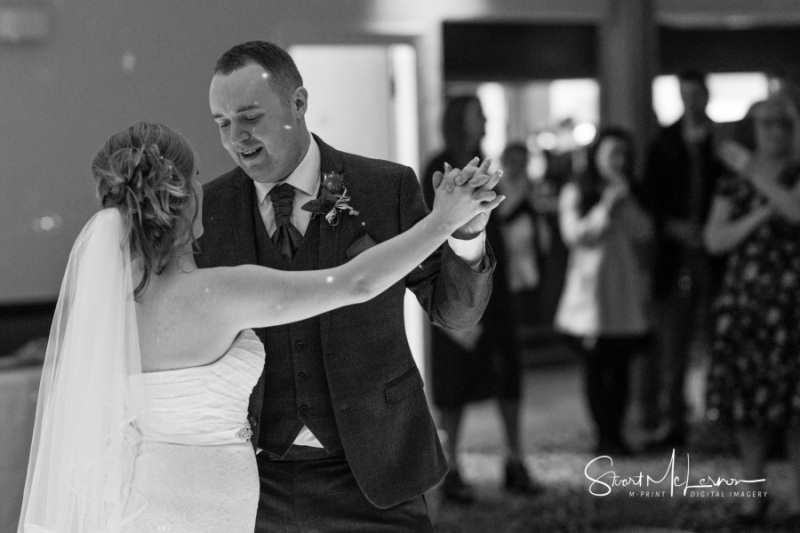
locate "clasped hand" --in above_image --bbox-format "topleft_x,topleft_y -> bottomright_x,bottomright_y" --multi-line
432,157 -> 504,239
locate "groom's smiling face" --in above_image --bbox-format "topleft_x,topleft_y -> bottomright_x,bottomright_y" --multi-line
209,62 -> 309,184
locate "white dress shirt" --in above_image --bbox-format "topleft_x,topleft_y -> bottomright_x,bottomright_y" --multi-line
253,134 -> 485,449
252,137 -> 321,238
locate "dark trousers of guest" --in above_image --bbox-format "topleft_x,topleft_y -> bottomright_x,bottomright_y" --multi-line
579,337 -> 638,454
255,446 -> 434,533
643,258 -> 712,440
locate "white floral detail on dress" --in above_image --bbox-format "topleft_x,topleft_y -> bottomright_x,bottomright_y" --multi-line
237,422 -> 253,441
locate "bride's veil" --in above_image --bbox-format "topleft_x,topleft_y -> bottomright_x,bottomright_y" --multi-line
18,208 -> 147,532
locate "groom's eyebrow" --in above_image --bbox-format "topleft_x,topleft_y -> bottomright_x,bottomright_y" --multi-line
212,104 -> 262,119
234,104 -> 262,114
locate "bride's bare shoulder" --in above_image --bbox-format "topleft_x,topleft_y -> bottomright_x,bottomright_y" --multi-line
188,264 -> 269,294
175,265 -> 278,317
136,267 -> 249,370
174,266 -> 239,307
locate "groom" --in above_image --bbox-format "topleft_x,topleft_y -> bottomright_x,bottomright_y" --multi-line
198,40 -> 498,531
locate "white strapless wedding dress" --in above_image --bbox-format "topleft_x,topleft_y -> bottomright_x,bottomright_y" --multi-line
122,329 -> 264,533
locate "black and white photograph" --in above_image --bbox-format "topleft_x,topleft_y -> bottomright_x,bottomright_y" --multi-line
2,1 -> 800,532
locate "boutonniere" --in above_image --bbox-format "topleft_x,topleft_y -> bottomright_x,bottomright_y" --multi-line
301,171 -> 359,227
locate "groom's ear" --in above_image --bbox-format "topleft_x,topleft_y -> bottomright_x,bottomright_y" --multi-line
292,87 -> 308,117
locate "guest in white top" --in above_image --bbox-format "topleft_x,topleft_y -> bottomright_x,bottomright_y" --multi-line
555,126 -> 654,456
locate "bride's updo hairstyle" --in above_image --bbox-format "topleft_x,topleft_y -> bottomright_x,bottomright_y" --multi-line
92,122 -> 198,299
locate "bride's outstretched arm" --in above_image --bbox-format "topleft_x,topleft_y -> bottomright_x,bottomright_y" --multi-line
212,160 -> 503,331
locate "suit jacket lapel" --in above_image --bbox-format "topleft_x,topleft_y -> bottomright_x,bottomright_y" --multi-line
231,168 -> 260,266
315,135 -> 344,349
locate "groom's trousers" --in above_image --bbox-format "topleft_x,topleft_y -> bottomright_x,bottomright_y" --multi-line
254,446 -> 434,532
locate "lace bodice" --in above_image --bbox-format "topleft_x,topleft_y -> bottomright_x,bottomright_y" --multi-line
136,329 -> 264,445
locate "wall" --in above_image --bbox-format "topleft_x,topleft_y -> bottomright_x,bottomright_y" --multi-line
0,0 -> 603,303
1,0 -> 799,303
657,0 -> 800,26
0,0 -> 300,301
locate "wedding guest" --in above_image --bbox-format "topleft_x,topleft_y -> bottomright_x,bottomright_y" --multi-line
422,96 -> 541,503
533,154 -> 570,337
198,42 -> 502,532
704,93 -> 800,524
640,70 -> 727,447
555,127 -> 654,456
496,142 -> 550,330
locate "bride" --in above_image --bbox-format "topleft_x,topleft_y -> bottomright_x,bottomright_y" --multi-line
18,122 -> 502,532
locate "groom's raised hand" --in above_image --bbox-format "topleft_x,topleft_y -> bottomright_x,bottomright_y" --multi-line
432,157 -> 503,240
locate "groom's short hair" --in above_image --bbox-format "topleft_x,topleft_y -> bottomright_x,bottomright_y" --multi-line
214,41 -> 303,100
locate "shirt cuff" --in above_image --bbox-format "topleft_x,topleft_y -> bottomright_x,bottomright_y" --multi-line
447,231 -> 486,270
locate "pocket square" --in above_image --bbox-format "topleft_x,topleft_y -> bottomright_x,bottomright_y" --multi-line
346,233 -> 377,259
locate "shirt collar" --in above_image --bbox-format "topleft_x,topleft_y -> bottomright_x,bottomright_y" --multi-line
253,133 -> 320,204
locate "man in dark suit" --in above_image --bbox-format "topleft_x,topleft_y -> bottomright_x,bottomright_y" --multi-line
198,41 -> 497,531
640,70 -> 727,449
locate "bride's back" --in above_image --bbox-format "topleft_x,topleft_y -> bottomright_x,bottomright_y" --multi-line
135,266 -> 241,373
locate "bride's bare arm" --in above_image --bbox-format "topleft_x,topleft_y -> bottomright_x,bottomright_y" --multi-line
211,162 -> 503,332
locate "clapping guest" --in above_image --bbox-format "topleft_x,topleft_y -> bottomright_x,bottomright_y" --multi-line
496,143 -> 550,313
555,127 -> 654,456
704,94 -> 800,524
422,96 -> 541,503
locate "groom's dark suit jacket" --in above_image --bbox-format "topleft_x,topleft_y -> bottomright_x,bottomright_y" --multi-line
197,135 -> 494,509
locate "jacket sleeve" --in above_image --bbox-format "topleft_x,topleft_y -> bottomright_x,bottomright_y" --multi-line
398,166 -> 495,330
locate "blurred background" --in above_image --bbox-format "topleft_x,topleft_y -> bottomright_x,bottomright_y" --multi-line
3,1 -> 800,531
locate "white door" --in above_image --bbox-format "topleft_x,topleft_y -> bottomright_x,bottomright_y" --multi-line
290,44 -> 427,377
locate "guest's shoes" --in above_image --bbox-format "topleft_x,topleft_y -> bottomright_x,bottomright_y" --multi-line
441,469 -> 475,505
504,458 -> 545,496
734,496 -> 770,525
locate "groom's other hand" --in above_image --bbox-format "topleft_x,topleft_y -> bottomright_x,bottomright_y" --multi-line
433,158 -> 503,240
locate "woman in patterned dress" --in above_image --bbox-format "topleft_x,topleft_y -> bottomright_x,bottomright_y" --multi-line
705,93 -> 800,522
